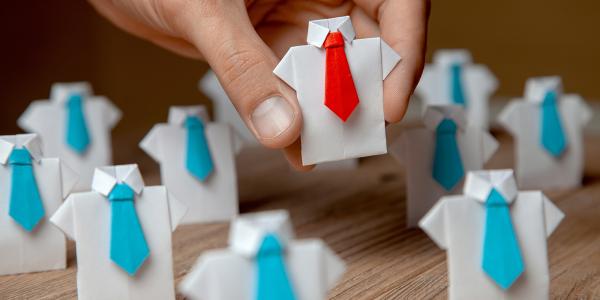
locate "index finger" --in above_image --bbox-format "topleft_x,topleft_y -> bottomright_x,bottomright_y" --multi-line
354,0 -> 430,123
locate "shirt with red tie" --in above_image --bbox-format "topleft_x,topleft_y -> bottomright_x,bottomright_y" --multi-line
274,16 -> 401,166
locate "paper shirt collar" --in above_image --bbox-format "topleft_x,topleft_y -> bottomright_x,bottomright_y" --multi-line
167,105 -> 211,126
0,134 -> 43,165
464,169 -> 518,204
50,82 -> 93,104
433,49 -> 473,68
307,16 -> 356,48
228,210 -> 295,257
91,164 -> 145,196
524,76 -> 563,104
422,105 -> 467,131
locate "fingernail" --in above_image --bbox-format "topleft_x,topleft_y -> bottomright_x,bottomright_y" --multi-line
250,96 -> 295,139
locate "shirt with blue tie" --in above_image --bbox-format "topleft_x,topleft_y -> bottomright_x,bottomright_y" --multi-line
498,76 -> 592,190
179,210 -> 346,300
390,105 -> 498,227
0,134 -> 78,276
18,82 -> 121,192
140,106 -> 239,224
419,170 -> 564,300
416,49 -> 498,130
50,164 -> 187,300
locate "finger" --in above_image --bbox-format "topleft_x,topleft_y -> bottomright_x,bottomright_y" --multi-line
180,1 -> 302,149
283,139 -> 315,172
349,5 -> 381,38
88,0 -> 203,59
354,0 -> 430,123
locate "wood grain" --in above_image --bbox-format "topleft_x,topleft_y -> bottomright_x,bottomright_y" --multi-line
1,131 -> 599,300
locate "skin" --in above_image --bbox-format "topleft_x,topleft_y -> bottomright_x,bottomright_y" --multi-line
88,0 -> 430,170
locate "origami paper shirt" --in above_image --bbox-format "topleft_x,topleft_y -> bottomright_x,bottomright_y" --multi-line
390,105 -> 498,227
140,106 -> 238,224
179,210 -> 346,300
19,82 -> 121,191
51,164 -> 187,300
0,134 -> 78,275
274,16 -> 401,165
498,76 -> 592,190
420,170 -> 564,300
416,49 -> 498,129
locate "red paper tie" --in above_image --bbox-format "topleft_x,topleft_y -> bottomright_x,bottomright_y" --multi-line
323,32 -> 360,122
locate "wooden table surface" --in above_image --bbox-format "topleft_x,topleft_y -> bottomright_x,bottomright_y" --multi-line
1,130 -> 599,300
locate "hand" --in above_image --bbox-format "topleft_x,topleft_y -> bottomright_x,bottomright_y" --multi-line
89,0 -> 430,170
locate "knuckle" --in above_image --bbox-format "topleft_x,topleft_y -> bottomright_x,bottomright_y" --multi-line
219,41 -> 268,96
155,0 -> 220,32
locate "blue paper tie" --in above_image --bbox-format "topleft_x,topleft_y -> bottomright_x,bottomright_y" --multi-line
8,148 -> 45,232
482,188 -> 524,290
450,63 -> 467,106
432,118 -> 465,191
108,183 -> 149,276
185,116 -> 214,181
255,234 -> 297,300
65,93 -> 91,154
540,90 -> 567,157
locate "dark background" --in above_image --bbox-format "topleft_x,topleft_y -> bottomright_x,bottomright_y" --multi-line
1,0 -> 599,163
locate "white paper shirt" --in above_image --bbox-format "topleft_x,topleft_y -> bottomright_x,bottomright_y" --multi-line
51,164 -> 187,300
179,210 -> 346,300
18,82 -> 122,191
0,134 -> 78,275
274,16 -> 401,165
391,106 -> 498,227
416,49 -> 498,129
420,170 -> 564,300
498,77 -> 592,189
140,106 -> 238,224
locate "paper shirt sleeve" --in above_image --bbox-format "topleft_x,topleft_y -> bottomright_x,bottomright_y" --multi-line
418,199 -> 448,249
97,96 -> 122,129
50,195 -> 76,241
60,160 -> 79,199
17,101 -> 47,133
497,101 -> 520,135
273,48 -> 297,90
322,241 -> 346,290
482,131 -> 499,163
380,40 -> 401,80
179,253 -> 224,300
569,94 -> 593,127
472,65 -> 498,95
542,194 -> 564,238
139,125 -> 164,163
179,256 -> 209,299
167,191 -> 187,232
